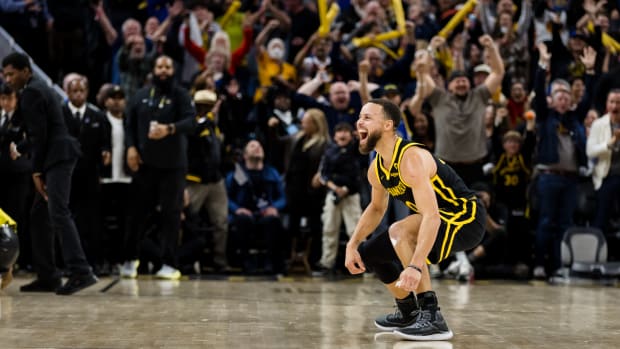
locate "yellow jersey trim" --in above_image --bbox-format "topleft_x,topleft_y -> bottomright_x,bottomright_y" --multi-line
395,142 -> 417,188
377,138 -> 403,180
186,174 -> 202,183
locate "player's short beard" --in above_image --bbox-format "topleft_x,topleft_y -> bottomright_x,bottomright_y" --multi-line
359,130 -> 380,155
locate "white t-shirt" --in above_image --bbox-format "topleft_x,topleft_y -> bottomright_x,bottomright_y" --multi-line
102,112 -> 131,184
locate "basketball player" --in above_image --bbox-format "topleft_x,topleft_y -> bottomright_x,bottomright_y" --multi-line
344,99 -> 486,340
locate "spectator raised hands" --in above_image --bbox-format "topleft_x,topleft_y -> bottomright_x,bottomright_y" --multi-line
537,42 -> 552,68
579,46 -> 598,72
478,34 -> 505,94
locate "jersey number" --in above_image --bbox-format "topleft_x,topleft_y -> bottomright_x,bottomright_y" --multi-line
503,174 -> 519,186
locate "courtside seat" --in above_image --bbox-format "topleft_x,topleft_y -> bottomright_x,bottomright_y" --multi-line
561,227 -> 620,278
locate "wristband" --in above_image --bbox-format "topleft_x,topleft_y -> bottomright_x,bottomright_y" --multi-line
407,264 -> 423,273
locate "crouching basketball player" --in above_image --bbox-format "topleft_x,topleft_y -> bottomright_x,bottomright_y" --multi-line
345,99 -> 485,340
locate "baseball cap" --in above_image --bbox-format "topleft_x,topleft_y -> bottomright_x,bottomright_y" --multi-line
193,89 -> 217,104
105,85 -> 125,99
383,84 -> 400,95
473,64 -> 491,75
448,70 -> 469,82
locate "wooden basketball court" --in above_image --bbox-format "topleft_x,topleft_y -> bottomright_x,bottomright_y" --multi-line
1,275 -> 618,348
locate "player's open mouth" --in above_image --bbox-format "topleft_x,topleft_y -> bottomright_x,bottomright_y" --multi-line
359,130 -> 368,142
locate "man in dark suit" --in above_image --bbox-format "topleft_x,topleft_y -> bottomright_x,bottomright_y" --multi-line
0,83 -> 33,270
2,53 -> 97,295
124,55 -> 196,279
62,77 -> 111,274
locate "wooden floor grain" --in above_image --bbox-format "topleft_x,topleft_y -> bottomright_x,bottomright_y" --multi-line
0,275 -> 618,348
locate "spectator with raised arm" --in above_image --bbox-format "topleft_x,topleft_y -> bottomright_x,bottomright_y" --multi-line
253,19 -> 297,103
296,70 -> 362,135
408,34 -> 505,186
118,33 -> 156,97
479,0 -> 533,86
183,8 -> 260,88
531,43 -> 596,279
281,0 -> 320,63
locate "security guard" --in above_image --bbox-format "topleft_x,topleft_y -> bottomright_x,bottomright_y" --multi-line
3,53 -> 97,295
124,55 -> 196,280
62,77 -> 111,273
0,83 -> 31,270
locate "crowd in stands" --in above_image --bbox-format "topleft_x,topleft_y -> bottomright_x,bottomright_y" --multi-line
1,0 -> 620,282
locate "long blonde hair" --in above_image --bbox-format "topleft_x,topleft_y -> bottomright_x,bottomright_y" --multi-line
299,108 -> 330,151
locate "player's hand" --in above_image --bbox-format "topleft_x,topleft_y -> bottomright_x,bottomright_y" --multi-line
345,244 -> 366,274
395,267 -> 422,292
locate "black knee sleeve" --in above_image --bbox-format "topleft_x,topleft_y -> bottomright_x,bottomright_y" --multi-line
358,230 -> 402,284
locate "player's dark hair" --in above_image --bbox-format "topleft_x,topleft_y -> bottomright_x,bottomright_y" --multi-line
368,98 -> 401,129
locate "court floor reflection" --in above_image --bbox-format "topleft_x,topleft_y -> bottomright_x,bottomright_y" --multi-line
0,276 -> 618,348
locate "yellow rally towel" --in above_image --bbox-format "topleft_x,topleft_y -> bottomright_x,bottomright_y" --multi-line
0,208 -> 17,230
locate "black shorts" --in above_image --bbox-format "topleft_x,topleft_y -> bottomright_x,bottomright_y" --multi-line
427,198 -> 486,264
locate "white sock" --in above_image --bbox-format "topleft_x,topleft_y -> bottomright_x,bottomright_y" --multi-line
455,251 -> 468,263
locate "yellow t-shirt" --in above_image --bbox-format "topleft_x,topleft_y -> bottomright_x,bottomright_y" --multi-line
254,50 -> 297,102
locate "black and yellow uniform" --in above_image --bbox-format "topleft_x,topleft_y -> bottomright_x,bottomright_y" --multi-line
492,153 -> 531,210
374,138 -> 485,264
491,130 -> 535,213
